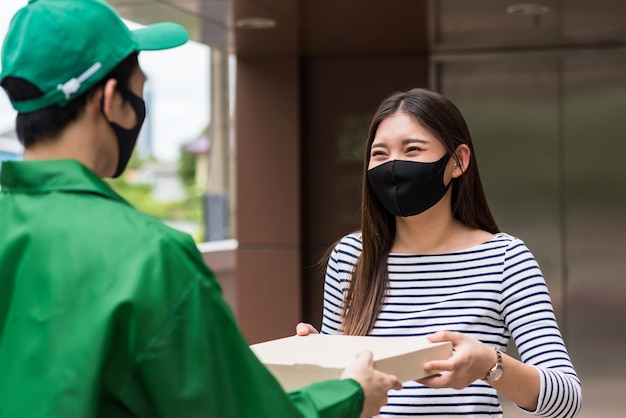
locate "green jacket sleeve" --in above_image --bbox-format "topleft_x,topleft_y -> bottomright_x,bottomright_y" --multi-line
288,379 -> 364,418
110,236 -> 363,418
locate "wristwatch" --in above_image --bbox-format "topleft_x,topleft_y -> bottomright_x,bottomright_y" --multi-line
484,349 -> 503,382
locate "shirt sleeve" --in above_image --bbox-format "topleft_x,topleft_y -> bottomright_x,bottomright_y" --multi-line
321,235 -> 361,335
501,238 -> 582,418
111,236 -> 364,418
321,245 -> 346,335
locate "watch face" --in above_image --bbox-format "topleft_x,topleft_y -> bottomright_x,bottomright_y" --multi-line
489,367 -> 503,382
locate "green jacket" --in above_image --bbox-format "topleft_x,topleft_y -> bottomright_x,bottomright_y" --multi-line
0,160 -> 363,418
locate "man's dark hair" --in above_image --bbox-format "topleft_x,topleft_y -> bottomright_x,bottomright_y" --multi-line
0,52 -> 139,148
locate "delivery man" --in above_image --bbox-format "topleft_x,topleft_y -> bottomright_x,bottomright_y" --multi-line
0,1 -> 401,417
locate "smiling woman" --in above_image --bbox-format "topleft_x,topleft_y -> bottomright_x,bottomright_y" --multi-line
311,87 -> 582,418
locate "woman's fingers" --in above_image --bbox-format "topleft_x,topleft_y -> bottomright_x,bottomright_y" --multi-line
295,322 -> 319,336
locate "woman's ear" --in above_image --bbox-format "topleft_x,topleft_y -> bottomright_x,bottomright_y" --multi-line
452,144 -> 471,178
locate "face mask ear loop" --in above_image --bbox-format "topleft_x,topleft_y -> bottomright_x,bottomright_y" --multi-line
100,83 -> 140,129
442,154 -> 455,189
426,153 -> 450,180
99,88 -> 106,119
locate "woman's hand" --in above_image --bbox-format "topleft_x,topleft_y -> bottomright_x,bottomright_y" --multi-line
295,322 -> 320,336
417,331 -> 496,390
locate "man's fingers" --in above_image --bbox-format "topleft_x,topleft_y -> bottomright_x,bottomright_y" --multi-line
354,350 -> 374,366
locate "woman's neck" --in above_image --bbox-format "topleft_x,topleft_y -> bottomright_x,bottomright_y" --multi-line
391,198 -> 493,255
393,208 -> 459,254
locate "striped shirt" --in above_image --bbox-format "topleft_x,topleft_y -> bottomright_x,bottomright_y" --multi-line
321,232 -> 582,418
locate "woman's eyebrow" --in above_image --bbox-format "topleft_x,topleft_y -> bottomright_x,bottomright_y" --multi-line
401,138 -> 428,145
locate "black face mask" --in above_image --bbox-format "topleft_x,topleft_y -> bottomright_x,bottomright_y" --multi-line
104,88 -> 146,178
367,155 -> 452,217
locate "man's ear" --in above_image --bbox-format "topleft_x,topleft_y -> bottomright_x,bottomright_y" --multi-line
99,78 -> 120,121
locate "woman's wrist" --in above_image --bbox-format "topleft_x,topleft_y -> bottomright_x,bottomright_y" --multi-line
482,347 -> 503,382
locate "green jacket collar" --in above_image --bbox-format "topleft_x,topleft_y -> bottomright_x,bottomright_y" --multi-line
0,159 -> 128,205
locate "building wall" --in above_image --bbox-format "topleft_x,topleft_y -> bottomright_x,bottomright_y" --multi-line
234,55 -> 303,343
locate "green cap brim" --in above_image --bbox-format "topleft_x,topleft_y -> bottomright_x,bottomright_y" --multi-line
132,22 -> 189,51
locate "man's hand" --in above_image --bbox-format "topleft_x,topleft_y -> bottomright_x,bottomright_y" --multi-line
342,351 -> 402,418
295,322 -> 402,417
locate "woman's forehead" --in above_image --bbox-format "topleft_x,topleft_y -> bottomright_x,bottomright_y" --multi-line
374,114 -> 434,142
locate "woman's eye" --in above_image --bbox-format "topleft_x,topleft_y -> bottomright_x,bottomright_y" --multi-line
406,147 -> 421,153
371,150 -> 386,157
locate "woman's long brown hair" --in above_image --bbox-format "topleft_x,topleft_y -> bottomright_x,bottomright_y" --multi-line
340,88 -> 500,335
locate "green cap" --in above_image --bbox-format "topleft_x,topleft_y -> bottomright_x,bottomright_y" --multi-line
0,0 -> 189,113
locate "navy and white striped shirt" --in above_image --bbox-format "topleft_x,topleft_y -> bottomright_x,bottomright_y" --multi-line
321,232 -> 582,418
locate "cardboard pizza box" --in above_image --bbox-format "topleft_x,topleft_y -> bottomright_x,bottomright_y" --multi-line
250,334 -> 453,391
